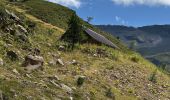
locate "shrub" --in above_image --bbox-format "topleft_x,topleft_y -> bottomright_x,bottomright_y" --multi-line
131,56 -> 140,63
106,88 -> 115,99
149,70 -> 157,83
77,76 -> 85,86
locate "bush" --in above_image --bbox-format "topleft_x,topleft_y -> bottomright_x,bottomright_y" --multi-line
131,56 -> 140,63
106,88 -> 115,99
149,70 -> 157,83
77,76 -> 85,86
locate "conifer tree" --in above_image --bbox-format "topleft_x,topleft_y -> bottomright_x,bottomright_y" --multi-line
62,13 -> 87,50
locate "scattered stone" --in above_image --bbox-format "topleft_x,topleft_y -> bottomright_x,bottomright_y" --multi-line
12,69 -> 20,75
93,54 -> 97,57
25,74 -> 32,78
47,43 -> 52,47
48,75 -> 60,81
49,59 -> 57,66
33,48 -> 41,55
0,58 -> 3,66
58,45 -> 65,51
71,60 -> 78,65
7,50 -> 18,61
162,84 -> 168,88
22,55 -> 44,72
61,84 -> 73,94
5,9 -> 20,21
70,97 -> 73,100
96,48 -> 109,57
57,59 -> 64,66
17,25 -> 28,34
50,80 -> 60,88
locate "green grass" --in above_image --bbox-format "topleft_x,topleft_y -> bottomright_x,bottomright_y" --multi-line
10,0 -> 74,29
0,1 -> 169,99
7,0 -> 129,52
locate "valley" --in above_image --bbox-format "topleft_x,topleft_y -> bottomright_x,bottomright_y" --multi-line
96,25 -> 170,72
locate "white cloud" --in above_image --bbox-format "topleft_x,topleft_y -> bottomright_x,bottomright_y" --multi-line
115,16 -> 128,25
111,0 -> 170,6
115,16 -> 121,21
48,0 -> 81,8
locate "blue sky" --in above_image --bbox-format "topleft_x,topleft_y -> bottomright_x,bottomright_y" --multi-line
48,0 -> 170,27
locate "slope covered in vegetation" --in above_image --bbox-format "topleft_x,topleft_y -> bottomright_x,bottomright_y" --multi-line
0,0 -> 169,100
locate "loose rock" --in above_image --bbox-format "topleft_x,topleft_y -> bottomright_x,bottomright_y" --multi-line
22,55 -> 44,72
57,59 -> 64,66
61,84 -> 73,94
0,58 -> 3,66
12,69 -> 20,75
58,45 -> 65,51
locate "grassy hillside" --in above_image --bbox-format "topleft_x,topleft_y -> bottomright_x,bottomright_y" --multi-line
0,0 -> 169,100
9,0 -> 128,51
10,0 -> 74,29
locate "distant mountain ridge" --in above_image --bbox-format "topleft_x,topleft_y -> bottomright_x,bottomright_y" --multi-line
96,25 -> 170,54
96,25 -> 170,71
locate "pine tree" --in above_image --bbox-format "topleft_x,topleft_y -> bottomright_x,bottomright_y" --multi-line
61,13 -> 87,50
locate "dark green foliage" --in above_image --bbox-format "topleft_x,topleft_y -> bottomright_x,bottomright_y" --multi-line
77,76 -> 85,86
149,70 -> 157,83
106,88 -> 115,99
131,56 -> 139,63
61,13 -> 88,50
160,64 -> 167,70
0,8 -> 9,30
6,51 -> 18,61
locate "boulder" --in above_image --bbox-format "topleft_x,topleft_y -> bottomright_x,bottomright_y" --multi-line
22,55 -> 44,72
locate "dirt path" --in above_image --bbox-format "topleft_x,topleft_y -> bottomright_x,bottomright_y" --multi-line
9,6 -> 65,33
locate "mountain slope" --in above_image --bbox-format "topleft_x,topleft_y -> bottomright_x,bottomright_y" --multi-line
96,25 -> 170,72
0,0 -> 169,100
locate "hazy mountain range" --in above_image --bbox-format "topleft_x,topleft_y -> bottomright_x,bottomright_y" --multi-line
96,25 -> 170,71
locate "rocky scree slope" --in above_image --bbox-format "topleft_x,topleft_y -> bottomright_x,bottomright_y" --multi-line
0,0 -> 169,100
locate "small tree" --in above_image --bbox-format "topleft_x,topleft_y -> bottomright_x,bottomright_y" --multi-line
61,13 -> 87,50
87,16 -> 93,23
149,70 -> 157,83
